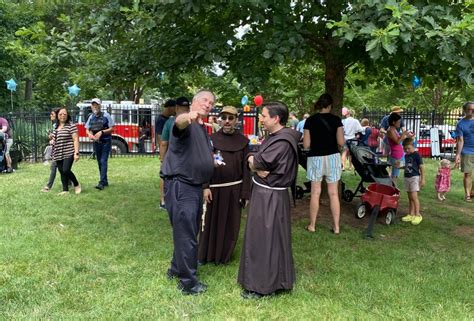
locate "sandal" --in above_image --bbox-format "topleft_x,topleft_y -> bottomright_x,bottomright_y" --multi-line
305,225 -> 316,233
465,195 -> 472,203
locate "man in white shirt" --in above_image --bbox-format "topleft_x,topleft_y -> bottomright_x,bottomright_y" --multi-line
341,107 -> 363,170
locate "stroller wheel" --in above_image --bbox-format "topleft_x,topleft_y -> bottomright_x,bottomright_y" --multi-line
295,186 -> 305,199
385,209 -> 396,225
355,203 -> 367,219
342,190 -> 354,202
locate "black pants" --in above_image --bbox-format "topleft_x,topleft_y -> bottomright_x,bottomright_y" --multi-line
164,179 -> 202,289
56,156 -> 79,191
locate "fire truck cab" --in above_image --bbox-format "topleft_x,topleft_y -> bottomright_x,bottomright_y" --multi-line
76,101 -> 162,154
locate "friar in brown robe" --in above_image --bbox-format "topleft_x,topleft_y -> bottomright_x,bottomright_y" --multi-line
199,106 -> 251,264
238,102 -> 301,298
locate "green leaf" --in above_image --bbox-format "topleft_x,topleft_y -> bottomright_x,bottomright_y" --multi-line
382,41 -> 396,54
263,50 -> 273,59
369,46 -> 382,60
423,16 -> 437,29
360,23 -> 377,35
366,38 -> 380,52
399,32 -> 411,42
344,31 -> 355,42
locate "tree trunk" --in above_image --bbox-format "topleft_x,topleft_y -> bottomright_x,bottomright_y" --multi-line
24,78 -> 33,101
324,56 -> 345,115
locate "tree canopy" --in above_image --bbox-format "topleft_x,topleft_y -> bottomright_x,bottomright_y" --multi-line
0,0 -> 472,113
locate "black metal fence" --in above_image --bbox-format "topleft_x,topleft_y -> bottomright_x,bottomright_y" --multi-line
361,108 -> 463,159
0,109 -> 161,163
0,107 -> 464,163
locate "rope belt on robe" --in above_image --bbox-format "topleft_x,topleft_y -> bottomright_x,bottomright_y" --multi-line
251,176 -> 288,190
201,179 -> 243,232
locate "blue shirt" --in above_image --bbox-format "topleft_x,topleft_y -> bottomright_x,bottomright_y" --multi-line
359,127 -> 371,146
296,119 -> 306,134
456,118 -> 474,155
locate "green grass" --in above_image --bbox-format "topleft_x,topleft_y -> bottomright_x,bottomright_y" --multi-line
1,157 -> 473,319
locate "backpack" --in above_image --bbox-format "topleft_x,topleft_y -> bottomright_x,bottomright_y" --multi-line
368,127 -> 380,147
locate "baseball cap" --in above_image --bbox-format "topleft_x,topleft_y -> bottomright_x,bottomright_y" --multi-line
176,97 -> 190,107
391,106 -> 403,113
164,99 -> 176,108
220,106 -> 238,116
91,98 -> 101,105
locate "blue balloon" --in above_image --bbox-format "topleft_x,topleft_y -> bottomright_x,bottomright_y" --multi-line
412,75 -> 421,89
6,78 -> 17,92
241,95 -> 248,106
68,84 -> 81,97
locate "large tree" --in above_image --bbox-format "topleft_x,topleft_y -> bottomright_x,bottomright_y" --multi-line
81,0 -> 471,110
3,1 -> 472,111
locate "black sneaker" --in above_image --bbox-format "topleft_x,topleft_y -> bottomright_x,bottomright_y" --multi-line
95,184 -> 104,190
179,282 -> 208,295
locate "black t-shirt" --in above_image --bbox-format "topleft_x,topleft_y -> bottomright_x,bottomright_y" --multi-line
404,152 -> 423,178
160,122 -> 214,185
304,113 -> 343,157
155,115 -> 169,136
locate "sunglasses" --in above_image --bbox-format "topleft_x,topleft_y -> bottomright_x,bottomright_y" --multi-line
221,115 -> 236,121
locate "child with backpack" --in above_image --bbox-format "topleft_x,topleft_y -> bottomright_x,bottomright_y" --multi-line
368,124 -> 380,154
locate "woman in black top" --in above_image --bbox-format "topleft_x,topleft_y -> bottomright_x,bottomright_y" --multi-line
303,93 -> 345,234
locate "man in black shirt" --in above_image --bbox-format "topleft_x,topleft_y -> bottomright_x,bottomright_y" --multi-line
160,89 -> 215,295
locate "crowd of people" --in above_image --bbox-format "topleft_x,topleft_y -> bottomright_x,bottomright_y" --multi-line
158,92 -> 472,298
29,90 -> 472,299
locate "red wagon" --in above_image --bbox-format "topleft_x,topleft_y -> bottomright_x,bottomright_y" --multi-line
355,183 -> 400,237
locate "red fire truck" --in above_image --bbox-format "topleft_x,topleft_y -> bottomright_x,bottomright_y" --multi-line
76,102 -> 260,154
76,101 -> 161,154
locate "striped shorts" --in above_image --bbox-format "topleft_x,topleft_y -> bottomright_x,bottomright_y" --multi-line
307,153 -> 342,183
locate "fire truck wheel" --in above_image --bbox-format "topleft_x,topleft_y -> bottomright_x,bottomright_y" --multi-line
111,140 -> 127,155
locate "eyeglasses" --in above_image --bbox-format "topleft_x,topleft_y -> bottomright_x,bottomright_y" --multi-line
221,115 -> 235,121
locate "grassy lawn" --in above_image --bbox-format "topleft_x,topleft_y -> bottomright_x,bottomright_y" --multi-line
1,157 -> 472,319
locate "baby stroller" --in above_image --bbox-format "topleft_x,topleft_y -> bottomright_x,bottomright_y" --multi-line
295,143 -> 312,199
341,139 -> 393,202
341,140 -> 400,235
